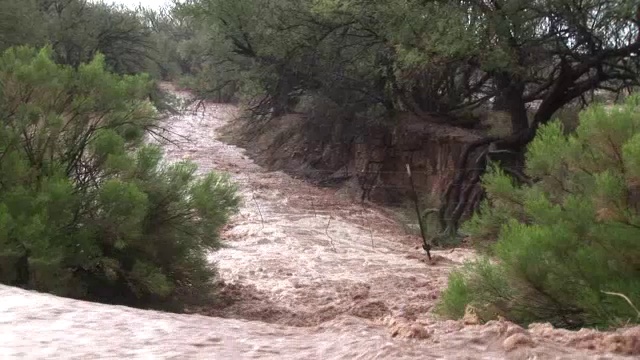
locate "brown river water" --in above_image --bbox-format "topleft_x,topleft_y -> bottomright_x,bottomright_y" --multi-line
1,85 -> 638,359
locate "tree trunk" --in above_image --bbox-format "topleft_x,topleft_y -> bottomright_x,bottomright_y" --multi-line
438,77 -> 531,240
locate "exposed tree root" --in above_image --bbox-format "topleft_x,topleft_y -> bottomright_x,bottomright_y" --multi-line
437,134 -> 534,239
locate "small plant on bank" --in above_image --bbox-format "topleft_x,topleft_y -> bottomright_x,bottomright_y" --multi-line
0,46 -> 239,310
436,96 -> 640,329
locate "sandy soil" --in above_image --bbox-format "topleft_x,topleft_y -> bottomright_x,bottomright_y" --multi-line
1,85 -> 638,359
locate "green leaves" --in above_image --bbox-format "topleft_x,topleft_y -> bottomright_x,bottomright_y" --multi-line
190,172 -> 240,248
98,179 -> 149,240
92,129 -> 126,157
0,46 -> 239,310
623,134 -> 640,179
440,96 -> 640,328
526,121 -> 571,177
130,260 -> 173,298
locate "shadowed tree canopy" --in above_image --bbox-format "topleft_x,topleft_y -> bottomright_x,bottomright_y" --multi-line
424,0 -> 640,238
41,0 -> 155,74
180,0 -> 640,240
1,0 -> 158,75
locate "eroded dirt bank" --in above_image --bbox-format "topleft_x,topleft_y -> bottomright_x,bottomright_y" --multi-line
1,85 -> 638,359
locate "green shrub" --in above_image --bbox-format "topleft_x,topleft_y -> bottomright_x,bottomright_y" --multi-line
0,46 -> 239,310
436,271 -> 471,319
438,96 -> 640,329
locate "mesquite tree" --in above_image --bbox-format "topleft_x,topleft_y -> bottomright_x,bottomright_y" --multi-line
179,0 -> 640,242
429,0 -> 640,237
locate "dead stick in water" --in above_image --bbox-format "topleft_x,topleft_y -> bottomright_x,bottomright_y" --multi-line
360,202 -> 374,249
406,163 -> 431,260
248,175 -> 265,231
252,193 -> 265,231
325,216 -> 337,252
370,226 -> 374,249
311,198 -> 317,218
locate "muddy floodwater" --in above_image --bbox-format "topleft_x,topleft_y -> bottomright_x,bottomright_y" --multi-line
1,85 -> 638,359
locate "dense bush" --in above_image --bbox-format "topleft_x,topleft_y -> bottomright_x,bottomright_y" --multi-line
1,0 -> 155,74
437,96 -> 640,329
0,46 -> 239,310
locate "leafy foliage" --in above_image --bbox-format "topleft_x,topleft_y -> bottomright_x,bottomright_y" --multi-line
176,0 -> 640,237
177,0 -> 392,114
0,46 -> 239,309
139,5 -> 203,81
1,0 -> 156,75
180,0 -> 639,117
439,97 -> 640,328
0,0 -> 46,51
